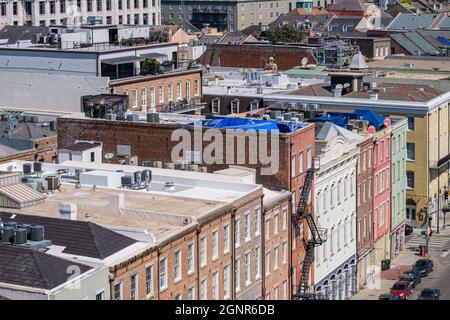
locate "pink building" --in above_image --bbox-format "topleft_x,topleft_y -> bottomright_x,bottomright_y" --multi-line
370,118 -> 392,268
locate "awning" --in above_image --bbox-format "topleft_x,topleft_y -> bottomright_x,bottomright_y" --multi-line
101,55 -> 142,65
139,53 -> 168,60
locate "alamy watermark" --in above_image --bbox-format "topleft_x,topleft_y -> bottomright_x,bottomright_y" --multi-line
171,125 -> 280,175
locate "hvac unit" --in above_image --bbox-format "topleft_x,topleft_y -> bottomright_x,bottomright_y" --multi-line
147,113 -> 160,123
121,175 -> 133,186
126,113 -> 139,122
23,163 -> 33,175
142,169 -> 152,182
1,227 -> 15,243
142,160 -> 152,167
134,171 -> 142,184
283,113 -> 292,121
17,224 -> 31,235
105,113 -> 117,121
33,162 -> 43,173
14,228 -> 28,245
30,225 -> 44,242
46,175 -> 60,190
3,221 -> 17,229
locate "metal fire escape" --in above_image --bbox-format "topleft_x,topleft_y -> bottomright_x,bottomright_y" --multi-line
293,161 -> 327,300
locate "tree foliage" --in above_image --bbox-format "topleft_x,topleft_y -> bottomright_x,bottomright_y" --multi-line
265,24 -> 306,44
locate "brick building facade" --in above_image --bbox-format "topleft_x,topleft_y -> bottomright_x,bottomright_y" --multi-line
110,68 -> 203,113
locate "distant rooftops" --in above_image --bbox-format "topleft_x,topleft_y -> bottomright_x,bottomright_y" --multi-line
60,141 -> 101,152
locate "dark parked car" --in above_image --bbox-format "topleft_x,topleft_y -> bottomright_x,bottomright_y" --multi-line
412,259 -> 434,277
405,224 -> 413,235
400,270 -> 422,288
390,281 -> 413,300
418,288 -> 440,300
379,293 -> 399,300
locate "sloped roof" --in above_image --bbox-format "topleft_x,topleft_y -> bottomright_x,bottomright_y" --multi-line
387,13 -> 440,30
316,122 -> 364,141
287,8 -> 330,16
328,0 -> 373,11
0,212 -> 137,259
0,122 -> 56,140
0,244 -> 92,289
60,141 -> 101,152
0,183 -> 46,205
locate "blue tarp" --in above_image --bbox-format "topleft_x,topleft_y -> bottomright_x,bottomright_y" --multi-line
314,109 -> 386,130
186,116 -> 303,133
436,36 -> 450,46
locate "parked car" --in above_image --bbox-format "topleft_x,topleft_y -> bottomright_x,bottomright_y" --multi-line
418,288 -> 440,300
400,270 -> 422,288
390,281 -> 413,299
405,224 -> 413,235
378,293 -> 399,300
411,259 -> 434,277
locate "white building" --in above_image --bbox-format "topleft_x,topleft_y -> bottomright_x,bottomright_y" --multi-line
0,0 -> 160,27
312,122 -> 364,300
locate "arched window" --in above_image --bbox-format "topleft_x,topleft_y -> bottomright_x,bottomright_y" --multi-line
350,174 -> 354,195
131,89 -> 138,108
330,184 -> 335,207
177,81 -> 182,100
337,180 -> 342,203
150,86 -> 155,110
185,80 -> 191,100
344,176 -> 349,199
337,222 -> 341,249
315,192 -> 321,215
350,213 -> 355,240
141,87 -> 147,111
344,218 -> 349,244
330,226 -> 335,254
323,188 -> 328,212
168,83 -> 174,101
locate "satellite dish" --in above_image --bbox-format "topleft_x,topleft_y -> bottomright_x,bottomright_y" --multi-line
343,83 -> 351,88
104,153 -> 114,160
336,84 -> 343,89
6,165 -> 13,172
301,57 -> 308,66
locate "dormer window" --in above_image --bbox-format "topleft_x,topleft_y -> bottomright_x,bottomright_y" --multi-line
231,99 -> 239,114
212,98 -> 220,114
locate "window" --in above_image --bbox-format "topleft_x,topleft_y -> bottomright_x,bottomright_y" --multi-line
212,98 -> 220,114
406,171 -> 415,189
200,236 -> 207,267
223,224 -> 230,253
186,80 -> 191,100
274,212 -> 279,235
282,241 -> 287,265
96,0 -> 102,11
113,282 -> 122,300
245,252 -> 251,285
283,281 -> 287,300
141,87 -> 147,110
255,207 -> 261,236
298,150 -> 304,174
223,265 -> 230,299
235,257 -> 241,292
200,278 -> 208,300
212,230 -> 219,260
274,246 -> 279,270
274,286 -> 279,300
106,0 -> 111,10
330,227 -> 335,254
146,265 -> 153,296
212,271 -> 219,300
39,1 -> 45,14
177,81 -> 182,100
235,216 -> 240,248
255,246 -> 261,279
60,1 -> 66,13
175,292 -> 182,300
131,89 -> 138,108
187,242 -> 194,274
188,286 -> 195,300
130,273 -> 138,300
158,84 -> 164,103
265,217 -> 270,240
407,143 -> 415,161
194,80 -> 200,96
265,252 -> 270,276
168,83 -> 174,101
50,1 -> 56,14
174,250 -> 182,282
250,101 -> 258,111
282,208 -> 287,230
291,154 -> 296,177
231,100 -> 239,114
244,213 -> 251,242
307,146 -> 312,169
149,86 -> 155,110
407,116 -> 414,131
159,258 -> 168,290
96,290 -> 104,300
90,152 -> 95,162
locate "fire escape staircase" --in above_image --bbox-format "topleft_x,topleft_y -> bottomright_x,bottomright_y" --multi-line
293,163 -> 327,300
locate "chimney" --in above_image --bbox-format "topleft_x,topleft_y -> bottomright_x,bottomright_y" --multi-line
384,118 -> 391,128
59,203 -> 77,220
368,125 -> 376,135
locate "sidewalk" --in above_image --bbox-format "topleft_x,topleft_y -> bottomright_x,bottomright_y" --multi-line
351,249 -> 419,300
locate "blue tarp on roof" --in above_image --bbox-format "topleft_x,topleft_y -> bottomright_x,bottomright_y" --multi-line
314,109 -> 386,130
436,36 -> 450,46
186,116 -> 303,133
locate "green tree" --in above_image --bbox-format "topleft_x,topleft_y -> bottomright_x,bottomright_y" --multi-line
265,24 -> 305,44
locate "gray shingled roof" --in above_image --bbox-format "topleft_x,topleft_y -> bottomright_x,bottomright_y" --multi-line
0,212 -> 137,259
0,244 -> 92,289
387,13 -> 440,30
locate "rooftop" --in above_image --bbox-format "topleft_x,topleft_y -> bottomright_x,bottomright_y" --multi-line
60,142 -> 101,152
0,244 -> 92,290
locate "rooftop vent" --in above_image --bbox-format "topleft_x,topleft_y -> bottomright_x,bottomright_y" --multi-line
369,93 -> 378,100
164,181 -> 175,191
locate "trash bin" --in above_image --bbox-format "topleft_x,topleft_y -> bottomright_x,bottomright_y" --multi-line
419,245 -> 426,257
381,259 -> 391,271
